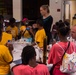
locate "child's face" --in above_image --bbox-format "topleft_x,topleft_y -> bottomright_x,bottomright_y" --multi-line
11,23 -> 15,27
37,24 -> 40,29
23,21 -> 26,25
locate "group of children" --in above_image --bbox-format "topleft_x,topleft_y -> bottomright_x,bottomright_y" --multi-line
0,15 -> 48,75
2,17 -> 46,48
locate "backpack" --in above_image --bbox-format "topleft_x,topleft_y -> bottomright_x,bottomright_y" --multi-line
57,42 -> 76,74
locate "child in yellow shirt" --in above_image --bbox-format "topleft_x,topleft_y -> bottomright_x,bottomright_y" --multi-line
0,23 -> 13,75
6,18 -> 18,39
0,22 -> 12,45
20,18 -> 32,38
35,19 -> 46,48
0,32 -> 12,45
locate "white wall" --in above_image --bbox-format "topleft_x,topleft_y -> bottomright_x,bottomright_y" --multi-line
12,0 -> 76,24
49,0 -> 63,24
49,0 -> 76,25
13,0 -> 22,21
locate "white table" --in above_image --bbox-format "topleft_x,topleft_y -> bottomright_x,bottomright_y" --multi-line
11,40 -> 53,71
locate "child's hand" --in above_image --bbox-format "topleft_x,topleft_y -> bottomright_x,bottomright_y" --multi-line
32,24 -> 37,28
6,43 -> 14,51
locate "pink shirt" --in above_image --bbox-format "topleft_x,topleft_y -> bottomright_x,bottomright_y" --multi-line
48,42 -> 75,75
13,64 -> 50,75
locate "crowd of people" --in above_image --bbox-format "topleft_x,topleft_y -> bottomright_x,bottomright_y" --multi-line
0,5 -> 76,75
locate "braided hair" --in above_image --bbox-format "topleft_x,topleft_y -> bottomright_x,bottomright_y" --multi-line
21,46 -> 36,65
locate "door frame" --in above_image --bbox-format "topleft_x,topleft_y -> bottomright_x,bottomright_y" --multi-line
63,0 -> 76,24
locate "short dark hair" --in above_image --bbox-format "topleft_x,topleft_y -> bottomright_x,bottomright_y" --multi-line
59,20 -> 63,23
0,15 -> 4,21
55,22 -> 59,26
57,22 -> 70,36
36,19 -> 44,27
21,46 -> 36,65
9,18 -> 15,24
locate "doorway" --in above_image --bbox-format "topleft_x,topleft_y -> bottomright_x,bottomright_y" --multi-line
64,0 -> 76,25
22,0 -> 49,20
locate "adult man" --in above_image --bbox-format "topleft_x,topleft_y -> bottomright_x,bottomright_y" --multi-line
71,25 -> 76,41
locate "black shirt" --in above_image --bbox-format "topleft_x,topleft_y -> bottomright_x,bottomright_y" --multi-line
43,16 -> 53,35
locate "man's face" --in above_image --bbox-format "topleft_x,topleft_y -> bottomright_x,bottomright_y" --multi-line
71,27 -> 76,40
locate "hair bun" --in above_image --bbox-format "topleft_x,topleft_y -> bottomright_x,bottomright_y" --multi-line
57,22 -> 70,36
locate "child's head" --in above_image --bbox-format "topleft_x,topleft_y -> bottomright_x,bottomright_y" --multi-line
22,18 -> 28,26
21,46 -> 36,65
57,22 -> 70,37
59,20 -> 63,23
36,19 -> 44,29
9,18 -> 16,27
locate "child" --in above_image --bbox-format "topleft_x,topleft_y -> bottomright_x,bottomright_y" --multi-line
0,23 -> 12,45
13,46 -> 50,75
48,22 -> 73,75
20,18 -> 32,38
35,19 -> 46,48
6,18 -> 18,39
0,24 -> 13,75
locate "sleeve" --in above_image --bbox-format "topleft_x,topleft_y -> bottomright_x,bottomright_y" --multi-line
35,32 -> 39,42
48,45 -> 55,64
47,16 -> 53,31
50,16 -> 53,26
7,34 -> 12,41
3,46 -> 13,63
6,26 -> 10,31
20,26 -> 23,31
48,44 -> 63,64
45,67 -> 50,75
13,66 -> 22,75
43,65 -> 50,75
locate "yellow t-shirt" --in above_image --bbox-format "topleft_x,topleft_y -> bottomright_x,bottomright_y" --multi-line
20,26 -> 26,31
6,26 -> 18,38
35,29 -> 46,48
0,45 -> 13,74
0,32 -> 12,45
20,26 -> 31,38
